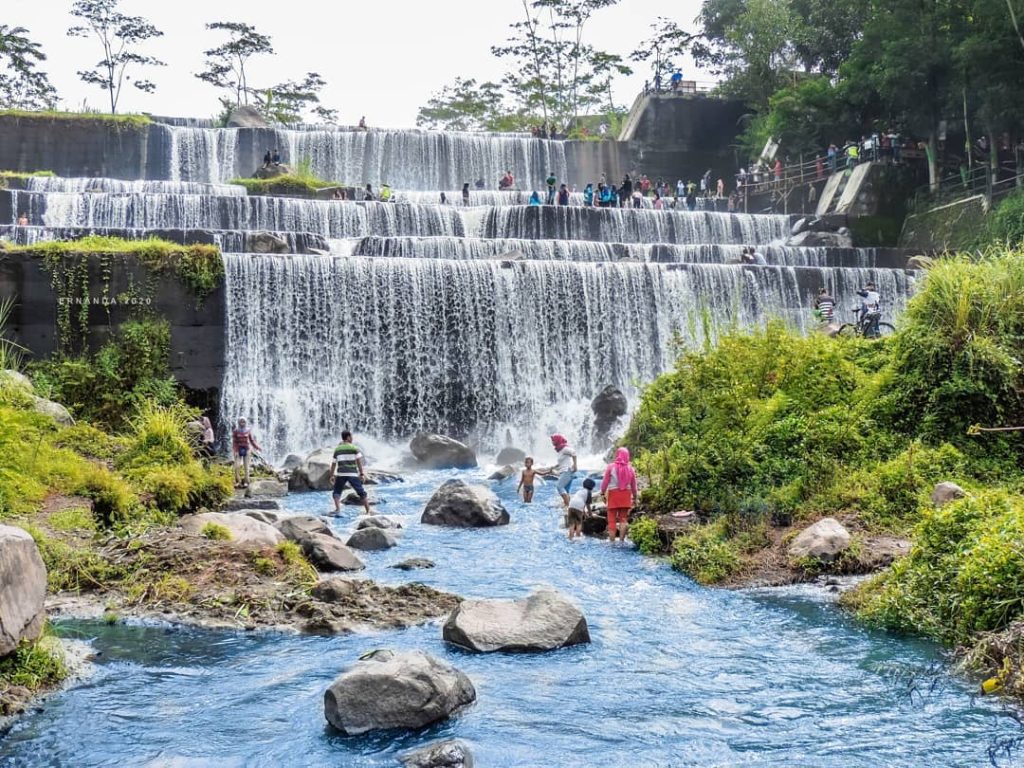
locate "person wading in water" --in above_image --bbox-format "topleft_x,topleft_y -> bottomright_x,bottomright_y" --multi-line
601,447 -> 638,544
329,430 -> 372,516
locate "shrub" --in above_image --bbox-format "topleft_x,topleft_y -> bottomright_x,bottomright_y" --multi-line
48,506 -> 96,533
670,519 -> 742,585
629,517 -> 661,555
201,522 -> 232,541
0,631 -> 68,713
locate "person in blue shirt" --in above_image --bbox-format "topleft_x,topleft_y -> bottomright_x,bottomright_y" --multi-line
529,191 -> 542,206
583,183 -> 594,206
670,70 -> 683,90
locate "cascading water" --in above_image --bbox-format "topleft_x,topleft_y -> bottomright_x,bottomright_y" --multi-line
24,177 -> 246,196
274,127 -> 568,191
221,253 -> 912,462
159,125 -> 239,184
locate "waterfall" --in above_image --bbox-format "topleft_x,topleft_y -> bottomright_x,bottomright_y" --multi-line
160,125 -> 239,184
481,206 -> 794,244
346,236 -> 893,267
25,177 -> 246,197
221,253 -> 914,461
274,128 -> 568,191
398,190 -> 721,210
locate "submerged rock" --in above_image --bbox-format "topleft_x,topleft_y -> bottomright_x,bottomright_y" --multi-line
400,740 -> 475,768
788,518 -> 851,562
346,527 -> 398,551
487,464 -> 517,482
931,481 -> 966,508
421,480 -> 509,528
355,516 -> 401,530
323,649 -> 476,735
301,533 -> 365,572
180,512 -> 283,548
410,433 -> 477,469
442,589 -> 590,653
0,525 -> 47,656
391,558 -> 435,571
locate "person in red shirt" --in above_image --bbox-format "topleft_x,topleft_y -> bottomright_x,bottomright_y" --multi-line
231,417 -> 262,489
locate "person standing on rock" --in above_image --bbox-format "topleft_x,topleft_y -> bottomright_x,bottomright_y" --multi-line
549,434 -> 577,508
601,447 -> 638,544
462,182 -> 471,206
546,172 -> 557,205
231,418 -> 262,489
329,430 -> 372,516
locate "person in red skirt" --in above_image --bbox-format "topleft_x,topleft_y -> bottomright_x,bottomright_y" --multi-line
600,447 -> 638,544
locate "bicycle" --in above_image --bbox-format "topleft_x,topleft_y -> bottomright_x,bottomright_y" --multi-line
836,310 -> 895,339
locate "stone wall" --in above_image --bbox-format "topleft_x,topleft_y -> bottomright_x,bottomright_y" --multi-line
0,116 -> 152,179
900,195 -> 988,252
0,252 -> 225,408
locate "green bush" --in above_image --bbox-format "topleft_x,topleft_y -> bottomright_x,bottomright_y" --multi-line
851,491 -> 1024,643
629,517 -> 661,554
0,631 -> 68,713
982,189 -> 1024,247
201,522 -> 232,541
670,519 -> 743,585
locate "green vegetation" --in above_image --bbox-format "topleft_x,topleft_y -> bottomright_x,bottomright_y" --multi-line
980,190 -> 1024,249
201,522 -> 232,541
0,170 -> 55,187
628,516 -> 661,555
669,518 -> 742,585
0,109 -> 151,130
229,160 -> 345,196
0,631 -> 68,715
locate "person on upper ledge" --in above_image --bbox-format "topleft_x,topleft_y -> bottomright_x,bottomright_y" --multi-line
272,148 -> 281,164
16,212 -> 29,226
262,148 -> 272,168
670,69 -> 683,91
358,116 -> 367,130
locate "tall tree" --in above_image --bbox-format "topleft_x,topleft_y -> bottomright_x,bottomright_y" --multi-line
195,22 -> 273,109
630,17 -> 694,86
255,72 -> 337,125
67,0 -> 164,114
0,25 -> 57,110
416,78 -> 511,131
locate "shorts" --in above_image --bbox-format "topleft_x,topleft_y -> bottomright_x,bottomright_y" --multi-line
332,475 -> 367,499
522,484 -> 534,493
556,472 -> 574,495
237,446 -> 249,458
566,507 -> 584,525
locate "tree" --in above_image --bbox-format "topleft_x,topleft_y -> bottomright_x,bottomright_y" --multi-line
416,78 -> 511,131
195,22 -> 273,109
255,72 -> 337,125
67,0 -> 164,114
0,25 -> 57,110
630,17 -> 694,86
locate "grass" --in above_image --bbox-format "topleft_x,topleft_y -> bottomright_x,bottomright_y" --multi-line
201,522 -> 232,541
48,506 -> 96,534
0,631 -> 68,715
0,109 -> 151,130
229,156 -> 348,196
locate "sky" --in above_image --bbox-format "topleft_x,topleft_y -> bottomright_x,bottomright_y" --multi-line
7,0 -> 710,127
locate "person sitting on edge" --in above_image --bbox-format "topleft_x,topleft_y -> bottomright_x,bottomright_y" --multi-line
529,190 -> 542,206
262,149 -> 272,167
330,430 -> 372,516
518,457 -> 538,503
440,191 -> 448,205
462,182 -> 471,205
546,172 -> 557,204
474,178 -> 485,190
379,182 -> 392,202
583,183 -> 594,207
231,417 -> 261,489
670,69 -> 683,90
549,434 -> 577,508
272,149 -> 281,164
364,183 -> 374,201
814,287 -> 836,324
557,183 -> 570,206
566,478 -> 595,540
358,116 -> 367,130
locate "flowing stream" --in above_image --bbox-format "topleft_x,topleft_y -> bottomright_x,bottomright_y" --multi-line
0,471 -> 1018,767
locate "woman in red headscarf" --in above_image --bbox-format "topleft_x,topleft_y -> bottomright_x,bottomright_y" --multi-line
549,433 -> 577,508
600,447 -> 638,543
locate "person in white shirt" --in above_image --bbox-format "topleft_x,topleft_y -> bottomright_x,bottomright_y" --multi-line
566,479 -> 595,540
548,434 -> 577,508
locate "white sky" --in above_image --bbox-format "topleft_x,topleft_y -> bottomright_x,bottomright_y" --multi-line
7,0 -> 710,127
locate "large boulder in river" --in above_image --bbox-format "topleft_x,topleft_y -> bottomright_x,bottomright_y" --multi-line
400,740 -> 475,768
246,478 -> 288,498
787,517 -> 851,562
289,448 -> 335,491
421,480 -> 509,528
591,385 -> 628,439
931,481 -> 966,508
488,464 -> 517,482
323,649 -> 476,735
277,515 -> 335,543
495,446 -> 527,465
355,515 -> 401,530
346,527 -> 398,551
410,433 -> 477,469
0,525 -> 47,656
301,533 -> 365,572
786,230 -> 854,249
227,105 -> 270,129
442,589 -> 590,653
180,512 -> 283,548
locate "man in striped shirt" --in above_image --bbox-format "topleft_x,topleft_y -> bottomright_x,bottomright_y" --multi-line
329,430 -> 372,516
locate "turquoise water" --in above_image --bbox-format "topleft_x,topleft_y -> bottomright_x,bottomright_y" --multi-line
0,469 -> 1018,767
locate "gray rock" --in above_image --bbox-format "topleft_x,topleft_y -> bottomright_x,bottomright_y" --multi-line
246,478 -> 288,498
410,433 -> 477,469
248,231 -> 291,254
906,255 -> 933,270
786,230 -> 855,248
0,525 -> 47,656
281,454 -> 303,471
278,515 -> 335,543
301,533 -> 365,572
443,589 -> 590,653
253,163 -> 294,179
391,558 -> 435,571
421,480 -> 509,528
323,649 -> 475,735
592,385 -> 628,440
346,527 -> 398,551
0,369 -> 33,392
488,464 -> 517,482
400,740 -> 474,768
311,578 -> 356,602
32,396 -> 74,426
222,497 -> 282,512
180,512 -> 284,548
289,448 -> 335,491
242,510 -> 281,525
494,447 -> 527,465
788,517 -> 851,562
791,217 -> 809,236
931,481 -> 966,508
340,489 -> 380,506
364,469 -> 403,485
355,516 -> 402,530
227,105 -> 270,128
